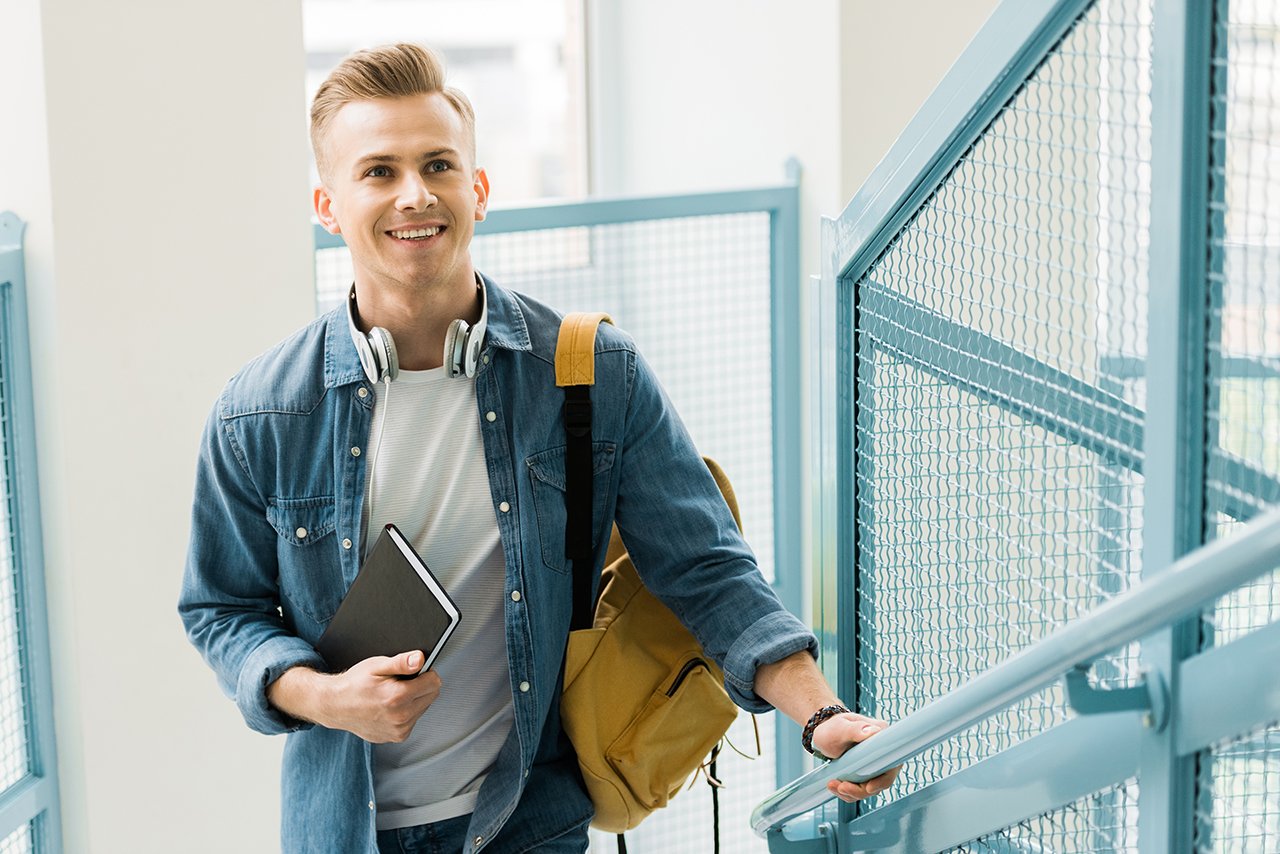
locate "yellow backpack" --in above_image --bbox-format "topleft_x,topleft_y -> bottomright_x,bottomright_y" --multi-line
554,312 -> 740,834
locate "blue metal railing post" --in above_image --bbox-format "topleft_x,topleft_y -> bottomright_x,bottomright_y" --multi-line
1192,4 -> 1232,846
834,245 -> 864,834
0,212 -> 63,852
1139,1 -> 1215,851
772,160 -> 807,790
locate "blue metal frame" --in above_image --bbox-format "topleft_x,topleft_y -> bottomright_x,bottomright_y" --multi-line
752,501 -> 1280,839
0,213 -> 62,852
756,0 -> 1280,848
838,711 -> 1144,854
312,182 -> 804,246
770,160 -> 807,789
314,174 -> 808,788
857,281 -> 1145,470
1177,617 -> 1280,755
1138,2 -> 1215,850
825,0 -> 1093,283
826,612 -> 1280,852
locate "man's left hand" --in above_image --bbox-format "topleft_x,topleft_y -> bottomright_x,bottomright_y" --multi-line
811,713 -> 901,803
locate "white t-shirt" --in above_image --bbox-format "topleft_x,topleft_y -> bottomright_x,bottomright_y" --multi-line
363,367 -> 512,831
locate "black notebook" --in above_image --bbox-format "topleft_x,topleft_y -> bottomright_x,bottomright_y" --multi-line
316,523 -> 462,674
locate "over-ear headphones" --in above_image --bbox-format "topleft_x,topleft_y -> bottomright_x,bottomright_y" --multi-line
347,288 -> 400,384
346,283 -> 488,384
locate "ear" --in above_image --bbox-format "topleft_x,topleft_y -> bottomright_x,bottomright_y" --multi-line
473,168 -> 490,222
314,184 -> 342,235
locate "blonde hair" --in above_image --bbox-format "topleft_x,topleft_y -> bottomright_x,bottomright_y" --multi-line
309,43 -> 477,180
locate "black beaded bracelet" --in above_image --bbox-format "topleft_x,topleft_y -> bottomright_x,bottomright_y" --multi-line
801,704 -> 851,757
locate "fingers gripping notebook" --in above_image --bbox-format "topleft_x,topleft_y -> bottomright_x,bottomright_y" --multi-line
316,523 -> 462,674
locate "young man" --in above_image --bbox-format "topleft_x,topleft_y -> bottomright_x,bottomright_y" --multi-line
180,43 -> 896,853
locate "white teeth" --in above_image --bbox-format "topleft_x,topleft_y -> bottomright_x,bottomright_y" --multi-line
390,227 -> 439,240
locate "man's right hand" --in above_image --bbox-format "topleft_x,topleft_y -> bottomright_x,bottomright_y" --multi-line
266,651 -> 442,744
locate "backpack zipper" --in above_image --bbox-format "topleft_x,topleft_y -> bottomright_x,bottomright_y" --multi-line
667,658 -> 710,697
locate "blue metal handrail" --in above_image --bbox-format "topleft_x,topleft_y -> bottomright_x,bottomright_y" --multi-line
751,501 -> 1280,836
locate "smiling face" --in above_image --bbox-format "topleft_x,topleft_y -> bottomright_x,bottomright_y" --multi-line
314,93 -> 489,301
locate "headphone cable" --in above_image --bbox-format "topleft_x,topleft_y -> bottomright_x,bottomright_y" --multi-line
365,376 -> 392,544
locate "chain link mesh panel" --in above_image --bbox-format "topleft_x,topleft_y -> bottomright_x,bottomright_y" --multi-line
315,210 -> 780,852
954,778 -> 1140,853
0,291 -> 32,793
850,0 -> 1152,829
1199,1 -> 1280,850
0,823 -> 31,854
1196,725 -> 1280,853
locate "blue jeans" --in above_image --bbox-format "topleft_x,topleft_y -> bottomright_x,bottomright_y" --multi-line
376,813 -> 590,854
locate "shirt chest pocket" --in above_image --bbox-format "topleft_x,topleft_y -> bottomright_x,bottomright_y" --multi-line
266,496 -> 343,624
526,443 -> 617,574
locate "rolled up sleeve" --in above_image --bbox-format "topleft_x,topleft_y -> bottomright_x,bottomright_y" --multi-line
180,397 -> 323,736
236,634 -> 327,734
722,611 -> 819,712
614,346 -> 819,714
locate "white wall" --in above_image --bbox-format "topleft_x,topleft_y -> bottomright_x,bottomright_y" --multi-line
840,1 -> 1002,202
591,0 -> 1000,278
2,0 -> 314,850
0,0 -> 1000,850
590,0 -> 843,281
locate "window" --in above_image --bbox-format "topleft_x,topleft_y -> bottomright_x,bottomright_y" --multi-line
303,0 -> 589,202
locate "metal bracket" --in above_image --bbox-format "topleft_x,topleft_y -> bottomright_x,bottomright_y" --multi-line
1064,663 -> 1169,731
766,822 -> 837,854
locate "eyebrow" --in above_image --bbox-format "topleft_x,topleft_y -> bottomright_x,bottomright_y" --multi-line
354,148 -> 460,169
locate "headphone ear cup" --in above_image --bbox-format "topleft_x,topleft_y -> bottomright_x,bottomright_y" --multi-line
443,319 -> 467,378
368,327 -> 399,383
463,332 -> 482,378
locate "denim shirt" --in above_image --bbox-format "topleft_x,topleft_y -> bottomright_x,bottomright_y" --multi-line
179,277 -> 817,853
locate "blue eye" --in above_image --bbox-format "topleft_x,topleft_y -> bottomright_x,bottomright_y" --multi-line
427,160 -> 450,173
366,165 -> 392,178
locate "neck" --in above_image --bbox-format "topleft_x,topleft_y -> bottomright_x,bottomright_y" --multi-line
352,270 -> 482,371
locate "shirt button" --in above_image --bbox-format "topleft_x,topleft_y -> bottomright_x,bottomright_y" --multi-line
499,501 -> 510,513
474,836 -> 484,847
482,354 -> 489,365
295,527 -> 307,539
342,538 -> 352,550
351,446 -> 361,457
357,387 -> 369,399
368,801 -> 375,811
519,681 -> 530,693
511,590 -> 521,602
486,411 -> 497,422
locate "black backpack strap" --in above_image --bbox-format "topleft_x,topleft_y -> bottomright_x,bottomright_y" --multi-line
710,744 -> 722,854
565,382 -> 594,631
554,312 -> 614,632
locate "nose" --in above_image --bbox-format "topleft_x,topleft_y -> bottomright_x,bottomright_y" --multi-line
396,172 -> 436,212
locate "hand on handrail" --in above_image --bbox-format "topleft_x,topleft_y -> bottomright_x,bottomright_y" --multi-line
811,714 -> 901,803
